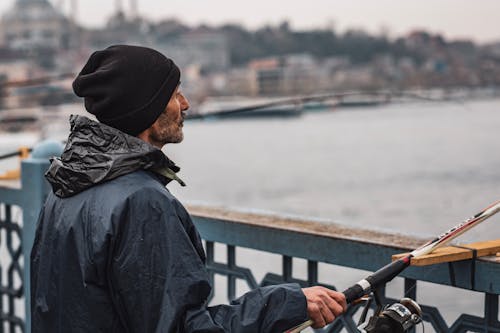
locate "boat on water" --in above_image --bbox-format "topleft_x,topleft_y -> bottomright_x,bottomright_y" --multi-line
302,99 -> 337,112
336,93 -> 390,108
193,96 -> 304,119
0,103 -> 86,136
0,107 -> 40,132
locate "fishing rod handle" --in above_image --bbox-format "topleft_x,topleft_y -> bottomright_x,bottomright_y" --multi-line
343,284 -> 365,304
284,287 -> 360,333
285,259 -> 411,332
343,256 -> 412,305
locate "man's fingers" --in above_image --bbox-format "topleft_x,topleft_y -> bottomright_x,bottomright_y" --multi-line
303,286 -> 348,328
325,289 -> 348,312
319,292 -> 344,317
319,300 -> 336,323
307,303 -> 326,329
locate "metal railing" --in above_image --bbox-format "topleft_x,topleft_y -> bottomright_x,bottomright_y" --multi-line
0,143 -> 58,333
190,206 -> 500,332
0,145 -> 499,332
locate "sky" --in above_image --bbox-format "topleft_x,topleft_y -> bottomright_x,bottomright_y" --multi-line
1,0 -> 500,43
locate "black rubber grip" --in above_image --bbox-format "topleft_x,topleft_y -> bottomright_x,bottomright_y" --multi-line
365,258 -> 410,290
342,257 -> 411,304
342,284 -> 364,304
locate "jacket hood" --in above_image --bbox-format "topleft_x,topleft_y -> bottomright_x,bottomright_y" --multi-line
46,115 -> 185,198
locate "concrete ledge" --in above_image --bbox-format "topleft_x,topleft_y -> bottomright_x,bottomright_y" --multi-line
188,204 -> 425,250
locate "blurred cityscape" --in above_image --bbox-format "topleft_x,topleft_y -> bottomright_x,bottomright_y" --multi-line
1,0 -> 500,128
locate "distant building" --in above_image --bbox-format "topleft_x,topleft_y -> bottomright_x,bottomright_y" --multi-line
485,42 -> 500,58
330,65 -> 378,90
244,54 -> 329,96
248,57 -> 284,96
282,54 -> 320,95
157,30 -> 230,73
226,67 -> 257,96
86,11 -> 151,49
0,0 -> 72,52
0,58 -> 45,81
0,58 -> 47,108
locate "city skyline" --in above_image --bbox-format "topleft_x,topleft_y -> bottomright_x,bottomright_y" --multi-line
0,0 -> 500,43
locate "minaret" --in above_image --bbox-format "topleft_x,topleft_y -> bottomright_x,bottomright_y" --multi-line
115,0 -> 124,14
54,0 -> 78,24
70,0 -> 78,24
130,0 -> 138,20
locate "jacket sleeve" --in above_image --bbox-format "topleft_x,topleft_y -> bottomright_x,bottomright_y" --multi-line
108,187 -> 308,333
185,283 -> 308,333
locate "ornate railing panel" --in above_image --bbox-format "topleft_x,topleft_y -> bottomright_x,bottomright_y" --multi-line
0,203 -> 24,333
0,142 -> 61,333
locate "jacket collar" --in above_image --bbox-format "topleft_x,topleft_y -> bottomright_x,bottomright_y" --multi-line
46,115 -> 185,197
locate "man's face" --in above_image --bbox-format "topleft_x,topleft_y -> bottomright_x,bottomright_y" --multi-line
148,86 -> 190,147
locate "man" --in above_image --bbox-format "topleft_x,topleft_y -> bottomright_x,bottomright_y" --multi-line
31,45 -> 346,332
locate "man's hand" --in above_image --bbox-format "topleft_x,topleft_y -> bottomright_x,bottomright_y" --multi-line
302,286 -> 347,329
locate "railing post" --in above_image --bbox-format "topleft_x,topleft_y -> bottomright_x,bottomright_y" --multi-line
307,260 -> 318,286
484,293 -> 499,331
283,256 -> 293,282
20,140 -> 63,333
227,245 -> 236,301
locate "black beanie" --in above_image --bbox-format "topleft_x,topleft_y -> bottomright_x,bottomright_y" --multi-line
72,45 -> 180,136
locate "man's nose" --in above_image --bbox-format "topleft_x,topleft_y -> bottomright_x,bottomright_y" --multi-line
181,96 -> 190,111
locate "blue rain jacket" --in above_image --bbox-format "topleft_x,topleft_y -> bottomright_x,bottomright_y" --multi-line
31,115 -> 308,332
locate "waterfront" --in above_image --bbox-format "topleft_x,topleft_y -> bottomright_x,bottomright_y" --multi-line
1,98 -> 499,330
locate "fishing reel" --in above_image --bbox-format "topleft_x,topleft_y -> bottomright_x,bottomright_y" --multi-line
357,291 -> 422,333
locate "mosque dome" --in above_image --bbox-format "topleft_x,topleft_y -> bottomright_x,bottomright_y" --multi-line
1,0 -> 70,51
3,0 -> 65,23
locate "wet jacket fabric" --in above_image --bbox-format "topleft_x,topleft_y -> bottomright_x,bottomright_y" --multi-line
31,115 -> 308,333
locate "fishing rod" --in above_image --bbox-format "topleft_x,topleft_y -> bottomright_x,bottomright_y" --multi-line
0,147 -> 34,161
285,199 -> 500,333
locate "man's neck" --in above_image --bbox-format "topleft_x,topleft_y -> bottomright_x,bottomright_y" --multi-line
136,131 -> 164,149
